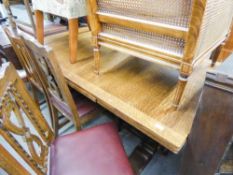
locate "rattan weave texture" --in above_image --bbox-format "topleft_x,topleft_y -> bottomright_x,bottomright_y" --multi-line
97,0 -> 193,28
101,23 -> 185,57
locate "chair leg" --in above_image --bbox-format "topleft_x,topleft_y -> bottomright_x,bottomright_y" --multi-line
211,44 -> 224,67
84,16 -> 91,31
35,10 -> 44,44
94,45 -> 100,75
68,18 -> 78,64
173,74 -> 189,108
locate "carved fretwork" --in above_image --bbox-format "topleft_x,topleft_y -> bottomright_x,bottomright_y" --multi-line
37,55 -> 64,100
0,80 -> 52,175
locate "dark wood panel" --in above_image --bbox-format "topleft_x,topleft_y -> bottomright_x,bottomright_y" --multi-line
179,53 -> 233,175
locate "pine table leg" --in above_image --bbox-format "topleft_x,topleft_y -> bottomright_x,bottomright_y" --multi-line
68,18 -> 78,64
35,10 -> 44,44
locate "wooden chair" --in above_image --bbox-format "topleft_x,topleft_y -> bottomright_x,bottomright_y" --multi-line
21,34 -> 98,133
87,0 -> 233,107
0,62 -> 135,175
32,0 -> 89,63
3,0 -> 67,38
4,27 -> 98,134
4,27 -> 43,105
4,27 -> 58,131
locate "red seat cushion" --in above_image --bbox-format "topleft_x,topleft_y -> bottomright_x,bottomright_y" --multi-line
50,122 -> 135,175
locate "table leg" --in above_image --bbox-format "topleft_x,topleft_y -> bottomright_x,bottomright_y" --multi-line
68,18 -> 78,64
35,10 -> 44,44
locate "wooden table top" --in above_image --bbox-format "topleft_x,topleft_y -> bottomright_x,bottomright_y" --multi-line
45,29 -> 212,153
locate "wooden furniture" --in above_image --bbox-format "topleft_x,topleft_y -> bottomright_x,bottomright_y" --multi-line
0,145 -> 30,175
0,62 -> 135,175
21,34 -> 98,133
87,0 -> 233,107
179,54 -> 233,175
4,27 -> 98,134
3,0 -> 67,37
45,31 -> 210,153
32,0 -> 88,63
0,26 -> 21,69
217,24 -> 233,62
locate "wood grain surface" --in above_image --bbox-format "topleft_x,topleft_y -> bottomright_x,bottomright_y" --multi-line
45,29 -> 211,153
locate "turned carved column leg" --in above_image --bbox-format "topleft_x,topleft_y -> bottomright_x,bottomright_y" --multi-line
93,36 -> 100,74
68,18 -> 78,64
35,10 -> 44,44
173,74 -> 189,108
94,46 -> 100,75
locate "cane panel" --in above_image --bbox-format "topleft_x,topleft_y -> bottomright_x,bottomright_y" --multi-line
97,0 -> 193,28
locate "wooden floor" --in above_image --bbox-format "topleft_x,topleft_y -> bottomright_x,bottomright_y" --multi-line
46,28 -> 212,153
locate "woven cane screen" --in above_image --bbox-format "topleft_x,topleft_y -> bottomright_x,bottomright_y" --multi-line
101,23 -> 185,57
97,0 -> 193,28
194,0 -> 233,59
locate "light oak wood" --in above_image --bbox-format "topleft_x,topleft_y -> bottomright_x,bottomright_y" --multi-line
217,24 -> 233,61
0,145 -> 30,175
87,0 -> 233,107
45,31 -> 211,153
21,34 -> 98,133
97,12 -> 188,39
0,63 -> 54,175
35,10 -> 44,44
68,18 -> 79,63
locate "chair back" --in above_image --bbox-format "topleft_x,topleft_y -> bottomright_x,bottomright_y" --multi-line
4,27 -> 58,132
21,36 -> 81,130
4,28 -> 39,86
3,0 -> 36,35
0,63 -> 54,175
88,0 -> 233,66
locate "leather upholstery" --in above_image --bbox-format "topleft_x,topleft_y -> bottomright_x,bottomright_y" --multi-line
50,122 -> 135,175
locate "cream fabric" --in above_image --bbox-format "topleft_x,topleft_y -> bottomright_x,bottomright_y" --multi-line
32,0 -> 87,19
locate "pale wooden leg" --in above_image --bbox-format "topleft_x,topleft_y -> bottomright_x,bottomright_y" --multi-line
35,10 -> 44,44
94,46 -> 100,75
84,16 -> 91,31
173,75 -> 188,108
211,44 -> 224,67
93,34 -> 100,74
68,18 -> 78,64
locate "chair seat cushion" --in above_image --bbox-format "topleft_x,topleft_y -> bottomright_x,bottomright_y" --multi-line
32,0 -> 87,19
50,122 -> 135,175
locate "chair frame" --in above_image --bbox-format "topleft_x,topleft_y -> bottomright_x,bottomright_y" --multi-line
0,62 -> 54,175
3,27 -> 60,133
87,0 -> 233,107
21,35 -> 97,133
0,63 -> 133,175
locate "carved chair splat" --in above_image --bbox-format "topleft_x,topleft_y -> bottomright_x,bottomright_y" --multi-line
21,35 -> 98,133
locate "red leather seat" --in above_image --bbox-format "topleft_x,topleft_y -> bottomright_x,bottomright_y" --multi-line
50,122 -> 135,175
